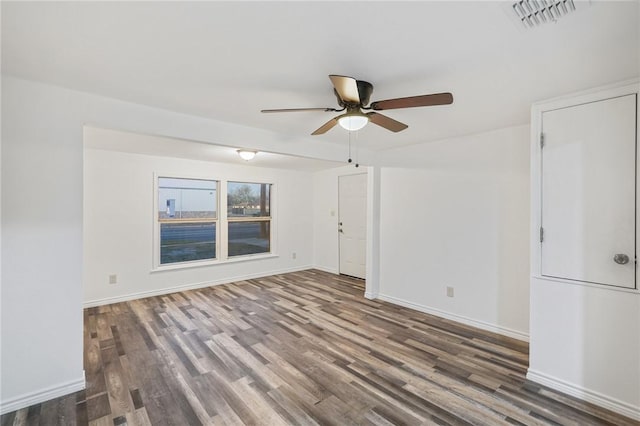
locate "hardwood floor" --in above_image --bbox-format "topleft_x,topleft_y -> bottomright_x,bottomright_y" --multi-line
2,270 -> 637,425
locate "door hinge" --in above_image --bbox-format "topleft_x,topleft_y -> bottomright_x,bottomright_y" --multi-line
539,227 -> 544,243
540,133 -> 545,149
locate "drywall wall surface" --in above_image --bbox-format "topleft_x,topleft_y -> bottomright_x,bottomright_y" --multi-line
529,278 -> 640,417
83,141 -> 314,304
377,125 -> 531,339
2,77 -> 86,410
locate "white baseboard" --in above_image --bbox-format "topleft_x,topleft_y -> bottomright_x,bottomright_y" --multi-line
376,293 -> 529,342
311,265 -> 339,275
84,265 -> 313,308
364,291 -> 378,300
527,369 -> 640,421
0,374 -> 85,415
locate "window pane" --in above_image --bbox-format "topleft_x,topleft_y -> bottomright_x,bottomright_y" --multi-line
228,221 -> 270,256
227,182 -> 270,218
160,222 -> 216,264
159,177 -> 217,220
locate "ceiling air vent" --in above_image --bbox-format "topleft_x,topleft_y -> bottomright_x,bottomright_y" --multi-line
512,0 -> 580,28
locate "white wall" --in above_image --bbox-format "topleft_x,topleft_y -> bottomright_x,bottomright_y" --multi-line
529,279 -> 640,417
2,77 -> 86,411
0,75 -> 357,413
376,126 -> 531,340
84,135 -> 314,305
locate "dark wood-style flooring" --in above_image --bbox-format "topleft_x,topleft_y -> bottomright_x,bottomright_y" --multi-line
2,270 -> 637,425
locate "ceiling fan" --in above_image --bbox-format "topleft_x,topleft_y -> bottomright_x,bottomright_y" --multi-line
261,75 -> 453,135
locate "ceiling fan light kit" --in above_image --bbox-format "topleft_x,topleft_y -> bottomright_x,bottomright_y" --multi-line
338,112 -> 369,131
261,75 -> 453,135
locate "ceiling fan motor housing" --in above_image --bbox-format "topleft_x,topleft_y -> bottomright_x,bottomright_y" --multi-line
356,80 -> 373,106
333,80 -> 373,108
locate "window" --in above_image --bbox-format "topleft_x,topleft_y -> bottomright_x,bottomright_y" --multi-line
157,177 -> 218,265
227,182 -> 271,257
155,177 -> 274,269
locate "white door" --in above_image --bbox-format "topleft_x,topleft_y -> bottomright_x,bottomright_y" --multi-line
541,94 -> 636,289
339,173 -> 367,279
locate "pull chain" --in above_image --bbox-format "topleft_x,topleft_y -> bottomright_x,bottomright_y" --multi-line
347,130 -> 359,167
354,130 -> 359,168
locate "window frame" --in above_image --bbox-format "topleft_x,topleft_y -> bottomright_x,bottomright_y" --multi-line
226,181 -> 273,258
152,174 -> 276,271
153,174 -> 220,270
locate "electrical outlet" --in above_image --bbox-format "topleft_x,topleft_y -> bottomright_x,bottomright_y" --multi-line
446,286 -> 454,297
109,274 -> 118,285
292,252 -> 297,260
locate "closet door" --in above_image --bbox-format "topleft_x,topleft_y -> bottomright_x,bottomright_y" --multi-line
541,94 -> 636,289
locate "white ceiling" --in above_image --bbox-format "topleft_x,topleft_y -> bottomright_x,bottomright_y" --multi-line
2,1 -> 639,151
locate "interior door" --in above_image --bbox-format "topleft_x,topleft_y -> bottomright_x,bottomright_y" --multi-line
541,94 -> 636,289
339,173 -> 367,279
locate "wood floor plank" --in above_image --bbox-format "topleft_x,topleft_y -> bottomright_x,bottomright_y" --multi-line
3,270 -> 637,425
266,386 -> 322,426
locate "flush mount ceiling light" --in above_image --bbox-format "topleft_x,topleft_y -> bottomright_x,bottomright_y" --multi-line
512,0 -> 577,28
337,110 -> 369,132
237,150 -> 257,161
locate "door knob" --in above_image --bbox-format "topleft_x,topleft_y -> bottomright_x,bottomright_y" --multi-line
614,254 -> 630,265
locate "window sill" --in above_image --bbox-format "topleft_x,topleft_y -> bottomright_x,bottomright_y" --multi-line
151,253 -> 279,273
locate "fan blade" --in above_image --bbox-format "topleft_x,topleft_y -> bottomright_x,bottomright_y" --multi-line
367,112 -> 408,132
370,92 -> 453,111
311,117 -> 339,135
329,75 -> 360,104
261,107 -> 337,113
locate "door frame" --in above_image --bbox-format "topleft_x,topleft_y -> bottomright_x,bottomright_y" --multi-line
530,79 -> 640,293
331,167 -> 381,299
